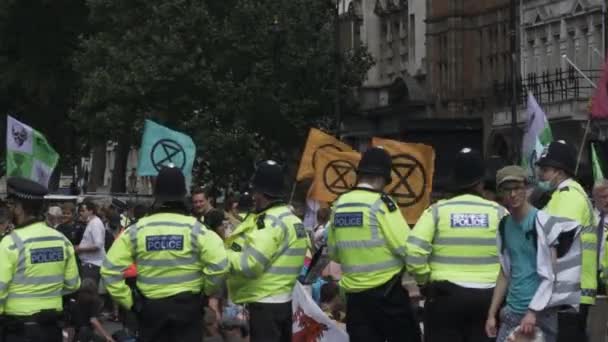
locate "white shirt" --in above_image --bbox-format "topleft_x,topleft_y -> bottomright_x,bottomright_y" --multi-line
79,215 -> 106,266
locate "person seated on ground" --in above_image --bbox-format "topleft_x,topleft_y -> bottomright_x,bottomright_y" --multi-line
319,280 -> 345,323
71,279 -> 116,342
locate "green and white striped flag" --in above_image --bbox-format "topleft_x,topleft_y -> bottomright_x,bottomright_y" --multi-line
591,142 -> 605,185
6,116 -> 59,187
522,92 -> 553,178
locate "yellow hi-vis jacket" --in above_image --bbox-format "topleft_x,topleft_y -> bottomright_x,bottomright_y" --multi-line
101,213 -> 229,309
225,203 -> 309,304
327,189 -> 410,293
543,178 -> 598,304
0,222 -> 81,316
407,194 -> 505,285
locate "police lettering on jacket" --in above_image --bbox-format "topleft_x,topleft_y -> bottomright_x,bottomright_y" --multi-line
30,247 -> 64,264
333,212 -> 363,227
146,235 -> 184,251
450,213 -> 489,228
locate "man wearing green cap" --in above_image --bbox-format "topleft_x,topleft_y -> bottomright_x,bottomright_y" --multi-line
485,166 -> 581,342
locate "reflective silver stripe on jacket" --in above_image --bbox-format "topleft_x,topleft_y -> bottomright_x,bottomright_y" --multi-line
430,255 -> 498,265
208,258 -> 229,272
64,276 -> 80,288
407,236 -> 432,252
12,274 -> 64,285
137,271 -> 203,285
335,203 -> 371,209
138,256 -> 198,267
433,237 -> 496,247
341,258 -> 403,273
406,255 -> 428,265
266,265 -> 302,275
8,236 -> 66,250
7,289 -> 63,299
241,246 -> 270,278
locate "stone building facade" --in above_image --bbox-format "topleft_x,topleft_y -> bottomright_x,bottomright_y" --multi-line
489,0 -> 605,163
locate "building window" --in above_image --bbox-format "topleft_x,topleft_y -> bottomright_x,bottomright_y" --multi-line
409,14 -> 415,62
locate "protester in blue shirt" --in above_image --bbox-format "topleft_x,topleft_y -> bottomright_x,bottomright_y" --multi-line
485,166 -> 560,342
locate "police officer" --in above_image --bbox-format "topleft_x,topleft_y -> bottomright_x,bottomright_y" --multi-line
225,160 -> 308,342
0,177 -> 81,342
327,147 -> 421,342
407,148 -> 504,342
101,166 -> 229,342
535,140 -> 597,341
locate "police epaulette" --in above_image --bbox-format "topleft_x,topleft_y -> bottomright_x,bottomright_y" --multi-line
256,214 -> 266,229
381,193 -> 398,212
559,186 -> 570,192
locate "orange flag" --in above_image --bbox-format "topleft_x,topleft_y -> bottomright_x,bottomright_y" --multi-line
309,149 -> 361,203
372,137 -> 435,224
296,128 -> 354,181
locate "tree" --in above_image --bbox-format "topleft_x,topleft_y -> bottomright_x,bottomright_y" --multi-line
74,0 -> 373,190
0,0 -> 89,188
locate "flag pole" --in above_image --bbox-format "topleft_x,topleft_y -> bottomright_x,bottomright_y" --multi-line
288,181 -> 297,204
562,55 -> 598,175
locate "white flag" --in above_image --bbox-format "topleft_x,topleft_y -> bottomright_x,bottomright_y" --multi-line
303,198 -> 321,230
292,282 -> 349,342
522,93 -> 553,178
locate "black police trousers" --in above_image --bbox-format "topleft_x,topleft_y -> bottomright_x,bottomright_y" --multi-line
1,318 -> 62,342
557,304 -> 589,342
137,292 -> 203,342
248,301 -> 292,342
346,276 -> 421,342
423,281 -> 494,342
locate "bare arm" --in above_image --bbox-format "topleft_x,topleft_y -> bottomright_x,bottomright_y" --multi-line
488,268 -> 509,319
90,317 -> 116,342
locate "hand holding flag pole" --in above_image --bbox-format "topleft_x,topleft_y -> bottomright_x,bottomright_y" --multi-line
562,54 -> 598,175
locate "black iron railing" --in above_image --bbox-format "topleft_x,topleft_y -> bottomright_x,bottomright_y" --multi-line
491,67 -> 602,107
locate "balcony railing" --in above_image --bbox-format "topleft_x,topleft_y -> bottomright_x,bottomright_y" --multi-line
490,67 -> 602,108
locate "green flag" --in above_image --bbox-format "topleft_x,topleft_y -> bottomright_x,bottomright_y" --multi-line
137,120 -> 196,186
591,142 -> 605,184
6,116 -> 59,187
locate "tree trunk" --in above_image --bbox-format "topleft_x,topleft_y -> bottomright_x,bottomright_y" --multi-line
110,134 -> 130,193
87,142 -> 106,192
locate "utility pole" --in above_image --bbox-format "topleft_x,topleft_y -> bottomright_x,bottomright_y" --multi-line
334,0 -> 341,137
510,0 -> 518,163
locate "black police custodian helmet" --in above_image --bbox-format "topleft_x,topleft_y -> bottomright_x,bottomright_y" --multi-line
535,140 -> 576,176
251,160 -> 285,198
7,177 -> 48,201
357,147 -> 392,184
451,147 -> 485,190
154,165 -> 187,202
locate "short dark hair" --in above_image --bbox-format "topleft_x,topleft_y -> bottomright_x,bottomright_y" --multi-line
191,186 -> 212,198
203,209 -> 225,232
81,200 -> 98,215
61,202 -> 76,214
317,207 -> 331,224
